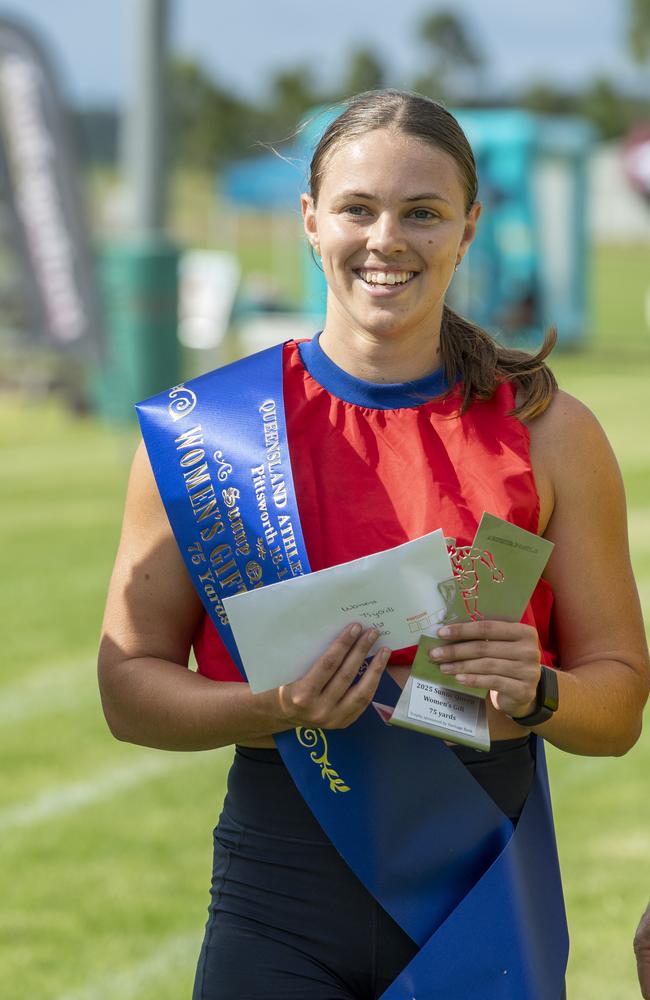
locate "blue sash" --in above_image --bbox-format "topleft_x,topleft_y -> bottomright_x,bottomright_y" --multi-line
136,343 -> 569,999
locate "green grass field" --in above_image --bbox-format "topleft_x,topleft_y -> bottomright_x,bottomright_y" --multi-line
1,243 -> 649,998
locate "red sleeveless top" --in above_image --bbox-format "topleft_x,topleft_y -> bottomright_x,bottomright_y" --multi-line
193,339 -> 557,680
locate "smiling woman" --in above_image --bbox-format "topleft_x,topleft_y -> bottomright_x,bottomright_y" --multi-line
301,129 -> 480,365
300,91 -> 558,418
98,90 -> 649,1000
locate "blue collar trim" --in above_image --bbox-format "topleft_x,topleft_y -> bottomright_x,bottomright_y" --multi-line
298,333 -> 449,410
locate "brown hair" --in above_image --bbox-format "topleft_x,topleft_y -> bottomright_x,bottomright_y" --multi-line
309,90 -> 557,421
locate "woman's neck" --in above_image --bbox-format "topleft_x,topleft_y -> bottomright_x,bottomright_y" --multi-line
319,327 -> 442,384
318,307 -> 444,384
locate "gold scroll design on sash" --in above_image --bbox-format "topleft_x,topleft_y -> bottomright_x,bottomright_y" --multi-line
295,728 -> 350,793
168,384 -> 197,422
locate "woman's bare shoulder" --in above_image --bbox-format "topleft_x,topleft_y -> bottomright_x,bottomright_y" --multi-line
526,387 -> 607,445
111,440 -> 189,559
523,388 -> 622,533
125,440 -> 168,528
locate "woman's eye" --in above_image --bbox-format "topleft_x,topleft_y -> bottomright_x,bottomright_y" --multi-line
410,208 -> 436,221
344,205 -> 369,217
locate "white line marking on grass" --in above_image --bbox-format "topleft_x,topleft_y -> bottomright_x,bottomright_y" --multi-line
0,751 -> 221,834
55,931 -> 199,1000
0,652 -> 200,725
0,658 -> 95,726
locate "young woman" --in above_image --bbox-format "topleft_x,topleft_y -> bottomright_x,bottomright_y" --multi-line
98,91 -> 649,999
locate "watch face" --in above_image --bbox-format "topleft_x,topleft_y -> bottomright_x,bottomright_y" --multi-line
541,666 -> 559,713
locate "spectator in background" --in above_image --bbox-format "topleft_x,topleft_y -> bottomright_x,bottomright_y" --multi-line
635,902 -> 650,997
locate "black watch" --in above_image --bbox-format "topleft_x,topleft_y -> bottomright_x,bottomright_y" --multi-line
510,665 -> 559,727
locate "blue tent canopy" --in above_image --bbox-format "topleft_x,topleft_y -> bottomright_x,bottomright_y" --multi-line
220,149 -> 307,210
219,106 -> 339,210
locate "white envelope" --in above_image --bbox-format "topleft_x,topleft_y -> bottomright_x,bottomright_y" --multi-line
223,529 -> 452,694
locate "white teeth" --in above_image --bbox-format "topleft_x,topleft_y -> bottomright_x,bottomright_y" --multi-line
358,270 -> 415,286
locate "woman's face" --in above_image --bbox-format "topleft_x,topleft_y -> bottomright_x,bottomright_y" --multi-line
301,128 -> 480,343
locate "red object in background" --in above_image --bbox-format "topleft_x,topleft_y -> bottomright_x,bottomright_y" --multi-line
623,124 -> 650,202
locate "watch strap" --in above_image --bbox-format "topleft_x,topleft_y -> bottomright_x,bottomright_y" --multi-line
510,665 -> 559,727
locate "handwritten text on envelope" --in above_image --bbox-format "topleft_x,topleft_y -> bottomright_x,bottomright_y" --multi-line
223,529 -> 453,694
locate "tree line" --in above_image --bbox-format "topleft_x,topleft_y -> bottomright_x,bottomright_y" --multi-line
74,5 -> 650,169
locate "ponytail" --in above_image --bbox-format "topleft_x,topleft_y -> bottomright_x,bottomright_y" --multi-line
440,306 -> 558,421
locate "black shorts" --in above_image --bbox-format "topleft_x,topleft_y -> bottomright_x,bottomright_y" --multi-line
192,737 -> 542,1000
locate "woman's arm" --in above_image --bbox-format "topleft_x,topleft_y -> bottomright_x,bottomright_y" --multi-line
424,390 -> 649,756
98,443 -> 389,751
529,390 -> 649,753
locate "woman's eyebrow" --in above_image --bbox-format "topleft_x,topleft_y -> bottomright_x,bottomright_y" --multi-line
334,189 -> 451,205
404,192 -> 451,204
334,190 -> 375,201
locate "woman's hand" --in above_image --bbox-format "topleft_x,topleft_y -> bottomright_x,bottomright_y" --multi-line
428,620 -> 542,719
276,623 -> 390,730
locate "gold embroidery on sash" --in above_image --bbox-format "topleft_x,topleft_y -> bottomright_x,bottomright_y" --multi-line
295,728 -> 350,793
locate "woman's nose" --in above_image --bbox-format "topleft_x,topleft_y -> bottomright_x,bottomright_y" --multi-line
366,213 -> 407,255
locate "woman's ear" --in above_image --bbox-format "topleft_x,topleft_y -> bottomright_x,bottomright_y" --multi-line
301,193 -> 320,255
458,201 -> 482,263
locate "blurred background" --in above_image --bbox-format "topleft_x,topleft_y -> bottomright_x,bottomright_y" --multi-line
0,1 -> 648,997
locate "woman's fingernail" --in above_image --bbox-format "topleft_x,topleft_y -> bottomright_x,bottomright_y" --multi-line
350,624 -> 362,638
438,626 -> 451,638
439,664 -> 454,674
429,647 -> 444,659
367,628 -> 379,643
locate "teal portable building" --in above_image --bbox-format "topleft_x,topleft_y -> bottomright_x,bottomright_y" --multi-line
448,109 -> 593,347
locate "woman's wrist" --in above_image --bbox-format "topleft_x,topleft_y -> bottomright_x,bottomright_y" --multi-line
253,685 -> 293,733
508,696 -> 538,720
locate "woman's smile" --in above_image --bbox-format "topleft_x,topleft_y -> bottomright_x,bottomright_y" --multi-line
354,267 -> 419,295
